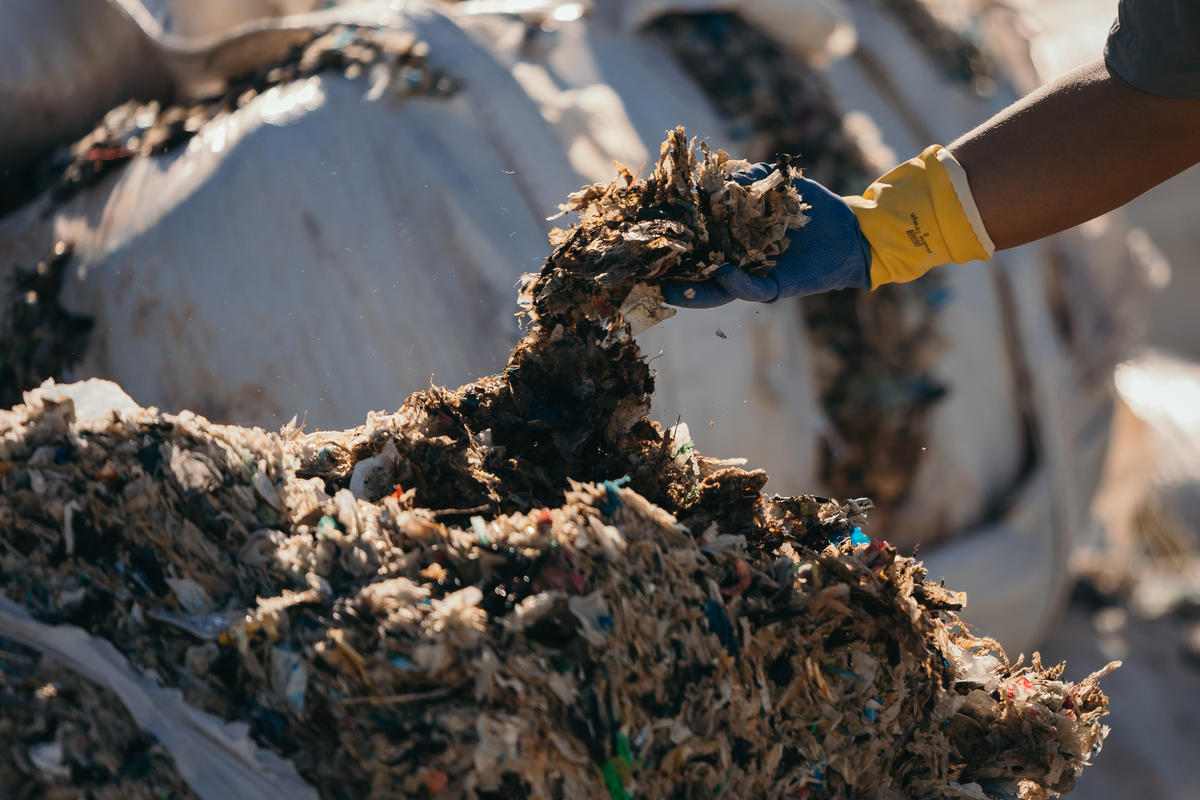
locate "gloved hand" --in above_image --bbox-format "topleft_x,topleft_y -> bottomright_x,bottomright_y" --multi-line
662,164 -> 871,307
662,146 -> 995,308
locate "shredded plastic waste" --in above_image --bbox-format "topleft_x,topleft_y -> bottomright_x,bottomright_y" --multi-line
0,636 -> 198,799
0,130 -> 1113,798
0,241 -> 93,409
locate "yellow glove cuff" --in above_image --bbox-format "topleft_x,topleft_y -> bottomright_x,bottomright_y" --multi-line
845,145 -> 994,289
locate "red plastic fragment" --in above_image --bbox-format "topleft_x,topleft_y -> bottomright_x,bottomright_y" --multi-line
720,559 -> 752,597
425,770 -> 448,793
86,145 -> 135,162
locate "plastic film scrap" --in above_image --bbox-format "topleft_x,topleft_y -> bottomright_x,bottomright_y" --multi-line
0,130 -> 1112,798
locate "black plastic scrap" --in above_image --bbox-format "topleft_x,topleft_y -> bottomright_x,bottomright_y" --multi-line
0,130 -> 1114,799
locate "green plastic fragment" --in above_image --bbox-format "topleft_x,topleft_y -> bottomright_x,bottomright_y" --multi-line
316,515 -> 338,537
616,732 -> 633,767
673,441 -> 695,458
602,760 -> 633,800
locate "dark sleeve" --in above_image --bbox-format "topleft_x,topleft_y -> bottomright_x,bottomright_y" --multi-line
1105,0 -> 1200,98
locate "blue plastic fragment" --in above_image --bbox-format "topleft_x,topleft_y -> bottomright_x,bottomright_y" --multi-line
148,609 -> 231,640
850,527 -> 870,546
331,27 -> 356,50
597,615 -> 615,631
705,600 -> 737,655
926,285 -> 954,309
597,475 -> 632,515
822,665 -> 864,683
863,707 -> 879,722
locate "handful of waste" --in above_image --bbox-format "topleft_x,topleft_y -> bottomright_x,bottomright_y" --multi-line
0,130 -> 1113,799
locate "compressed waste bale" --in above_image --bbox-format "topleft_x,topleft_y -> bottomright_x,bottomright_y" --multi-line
0,0 -> 166,181
0,1 -> 582,433
0,131 -> 1113,799
7,21 -> 455,215
872,0 -> 995,91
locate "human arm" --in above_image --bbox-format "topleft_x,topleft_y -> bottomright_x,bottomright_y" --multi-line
950,58 -> 1200,250
665,6 -> 1200,308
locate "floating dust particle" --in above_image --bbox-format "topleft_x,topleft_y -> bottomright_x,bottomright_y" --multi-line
0,130 -> 1113,799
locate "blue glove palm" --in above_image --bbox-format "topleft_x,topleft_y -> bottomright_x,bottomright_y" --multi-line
661,165 -> 872,308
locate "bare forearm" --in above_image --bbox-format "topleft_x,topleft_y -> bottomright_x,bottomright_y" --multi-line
949,59 -> 1200,250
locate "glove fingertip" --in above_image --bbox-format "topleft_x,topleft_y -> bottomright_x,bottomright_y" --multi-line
731,162 -> 777,187
714,265 -> 780,303
661,280 -> 733,308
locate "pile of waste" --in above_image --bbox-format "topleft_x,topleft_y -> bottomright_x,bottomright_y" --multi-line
652,13 -> 949,531
0,242 -> 93,410
6,22 -> 454,215
0,131 -> 1113,798
0,636 -> 197,799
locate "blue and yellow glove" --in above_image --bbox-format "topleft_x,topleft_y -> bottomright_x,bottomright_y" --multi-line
662,146 -> 995,307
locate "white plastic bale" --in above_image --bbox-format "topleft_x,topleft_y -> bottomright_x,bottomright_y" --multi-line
0,3 -> 582,430
0,0 -> 167,169
614,0 -> 857,64
920,465 -> 1065,653
131,0 -> 322,38
457,8 -> 737,181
